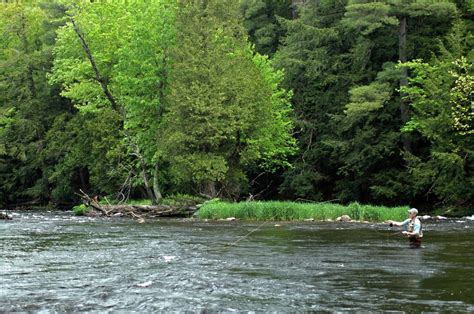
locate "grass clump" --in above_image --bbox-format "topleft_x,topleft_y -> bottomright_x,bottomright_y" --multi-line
72,204 -> 91,216
196,201 -> 408,222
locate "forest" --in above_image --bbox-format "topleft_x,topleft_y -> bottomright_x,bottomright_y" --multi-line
0,0 -> 472,214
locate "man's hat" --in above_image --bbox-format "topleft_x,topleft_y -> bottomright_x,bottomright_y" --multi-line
408,208 -> 418,215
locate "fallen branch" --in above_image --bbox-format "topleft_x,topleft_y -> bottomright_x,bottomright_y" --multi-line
75,190 -> 198,219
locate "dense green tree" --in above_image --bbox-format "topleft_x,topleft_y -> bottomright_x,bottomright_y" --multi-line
332,0 -> 458,204
401,21 -> 473,209
49,1 -> 176,203
275,0 -> 464,207
0,3 -> 67,206
0,0 -> 471,212
342,0 -> 457,148
43,109 -> 123,202
159,0 -> 296,199
274,0 -> 352,201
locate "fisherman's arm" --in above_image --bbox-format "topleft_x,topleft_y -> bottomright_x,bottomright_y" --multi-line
386,220 -> 403,227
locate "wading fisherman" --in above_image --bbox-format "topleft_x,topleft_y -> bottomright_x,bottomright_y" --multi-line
387,208 -> 423,248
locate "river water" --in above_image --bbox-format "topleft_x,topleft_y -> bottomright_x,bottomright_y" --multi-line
1,211 -> 473,312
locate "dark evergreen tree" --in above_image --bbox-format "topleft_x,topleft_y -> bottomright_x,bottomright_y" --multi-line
274,0 -> 351,201
0,3 -> 68,206
240,0 -> 293,56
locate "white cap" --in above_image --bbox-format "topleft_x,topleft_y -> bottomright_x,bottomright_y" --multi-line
408,208 -> 418,215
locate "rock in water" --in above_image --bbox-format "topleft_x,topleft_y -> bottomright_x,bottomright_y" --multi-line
0,212 -> 12,220
136,281 -> 153,288
336,215 -> 351,222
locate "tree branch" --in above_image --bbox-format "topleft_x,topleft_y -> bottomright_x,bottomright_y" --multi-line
69,14 -> 121,114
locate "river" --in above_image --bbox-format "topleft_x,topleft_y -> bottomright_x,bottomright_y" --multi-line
1,211 -> 473,312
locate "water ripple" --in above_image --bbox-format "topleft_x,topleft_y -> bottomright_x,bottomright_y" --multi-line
1,211 -> 473,311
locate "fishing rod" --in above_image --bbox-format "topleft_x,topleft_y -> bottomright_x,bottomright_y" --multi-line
372,222 -> 402,237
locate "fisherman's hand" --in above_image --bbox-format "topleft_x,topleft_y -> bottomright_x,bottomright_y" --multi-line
402,231 -> 409,236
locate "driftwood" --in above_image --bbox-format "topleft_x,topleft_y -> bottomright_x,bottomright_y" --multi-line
75,190 -> 197,219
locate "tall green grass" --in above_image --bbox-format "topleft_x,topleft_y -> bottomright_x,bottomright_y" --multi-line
196,200 -> 408,222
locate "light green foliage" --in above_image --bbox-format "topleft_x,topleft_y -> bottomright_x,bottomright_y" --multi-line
50,3 -> 128,112
344,83 -> 392,118
244,53 -> 297,170
49,0 -> 294,202
451,57 -> 474,135
50,1 -> 177,202
72,203 -> 90,215
401,51 -> 473,205
46,2 -> 133,200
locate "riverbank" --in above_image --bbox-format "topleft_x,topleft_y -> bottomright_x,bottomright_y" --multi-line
196,200 -> 408,222
6,197 -> 468,223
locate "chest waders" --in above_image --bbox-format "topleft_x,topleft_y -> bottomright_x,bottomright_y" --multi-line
408,220 -> 422,248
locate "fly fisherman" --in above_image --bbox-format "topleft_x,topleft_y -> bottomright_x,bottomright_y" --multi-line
387,208 -> 423,248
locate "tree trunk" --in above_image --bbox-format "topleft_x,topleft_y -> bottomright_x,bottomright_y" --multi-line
398,15 -> 411,152
19,13 -> 37,98
27,65 -> 37,98
153,163 -> 163,204
78,167 -> 90,192
137,153 -> 157,205
291,0 -> 306,19
69,15 -> 121,115
200,181 -> 218,199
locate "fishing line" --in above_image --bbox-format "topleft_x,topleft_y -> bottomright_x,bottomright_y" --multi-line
225,220 -> 399,249
224,218 -> 276,248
